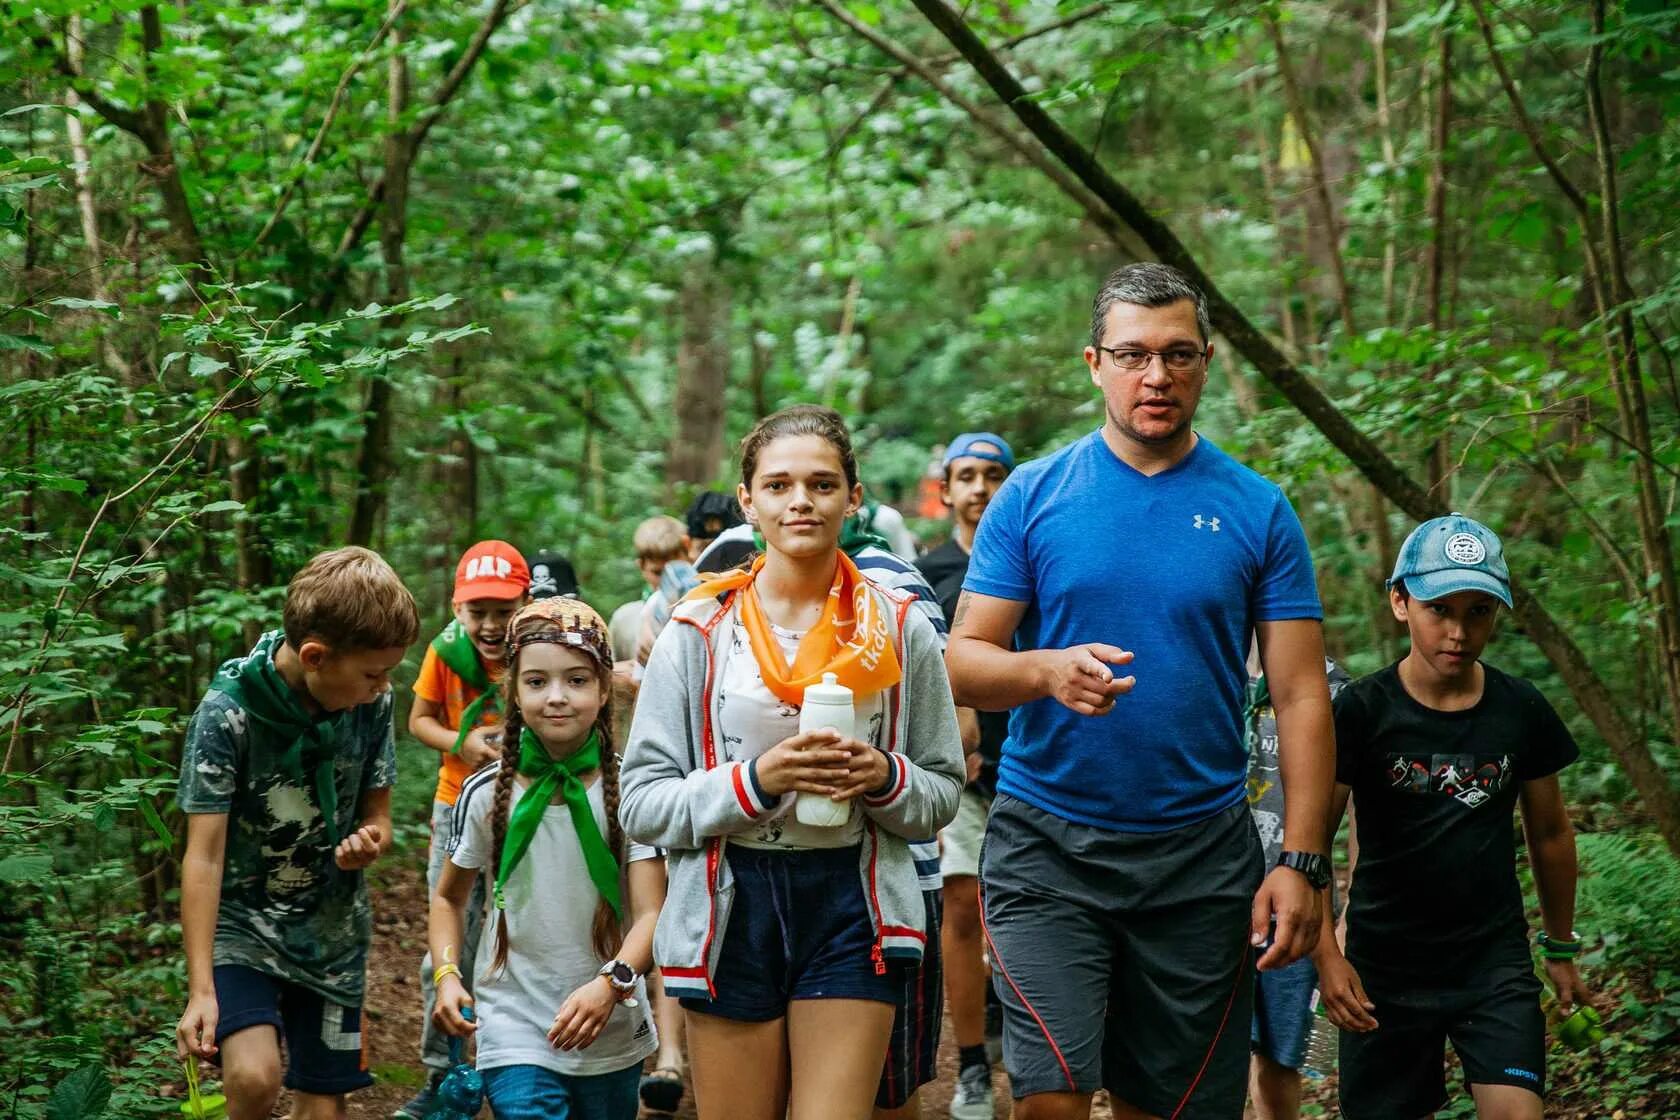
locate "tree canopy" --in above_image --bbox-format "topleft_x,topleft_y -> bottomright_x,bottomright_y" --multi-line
3,1 -> 1678,1114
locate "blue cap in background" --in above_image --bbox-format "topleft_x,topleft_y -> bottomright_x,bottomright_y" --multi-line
1388,513 -> 1512,608
942,432 -> 1015,471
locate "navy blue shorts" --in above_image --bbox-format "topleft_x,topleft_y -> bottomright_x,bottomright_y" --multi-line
680,844 -> 901,1022
876,889 -> 943,1109
1251,954 -> 1317,1069
212,964 -> 372,1096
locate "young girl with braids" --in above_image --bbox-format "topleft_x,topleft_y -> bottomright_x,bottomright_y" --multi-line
620,405 -> 965,1120
429,598 -> 664,1120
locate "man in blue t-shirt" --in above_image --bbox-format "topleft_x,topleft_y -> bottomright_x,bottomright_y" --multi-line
947,262 -> 1337,1120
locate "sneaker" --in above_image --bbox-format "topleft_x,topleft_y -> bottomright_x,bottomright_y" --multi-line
949,1062 -> 995,1120
390,1071 -> 444,1119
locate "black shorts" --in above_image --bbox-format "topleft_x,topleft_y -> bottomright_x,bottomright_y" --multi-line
1338,949 -> 1545,1119
876,889 -> 943,1109
679,845 -> 900,1022
212,964 -> 372,1096
981,795 -> 1263,1118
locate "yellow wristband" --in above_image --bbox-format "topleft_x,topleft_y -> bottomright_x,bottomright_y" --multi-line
433,962 -> 462,987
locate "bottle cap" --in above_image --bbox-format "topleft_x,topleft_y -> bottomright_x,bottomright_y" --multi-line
804,672 -> 852,704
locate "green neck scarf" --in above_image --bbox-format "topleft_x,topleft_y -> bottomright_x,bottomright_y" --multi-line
495,727 -> 621,920
1246,673 -> 1271,720
431,621 -> 501,754
207,631 -> 344,846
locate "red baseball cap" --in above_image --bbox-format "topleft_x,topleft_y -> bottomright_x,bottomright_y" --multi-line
453,540 -> 530,603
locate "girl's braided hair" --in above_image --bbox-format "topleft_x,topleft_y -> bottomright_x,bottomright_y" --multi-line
486,597 -> 624,974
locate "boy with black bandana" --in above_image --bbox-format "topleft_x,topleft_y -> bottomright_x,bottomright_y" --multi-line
1315,515 -> 1594,1120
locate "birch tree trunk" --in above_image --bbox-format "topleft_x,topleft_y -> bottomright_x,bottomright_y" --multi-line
667,252 -> 732,491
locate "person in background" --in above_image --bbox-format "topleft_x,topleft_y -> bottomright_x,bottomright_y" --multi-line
398,541 -> 531,1119
527,551 -> 581,600
685,490 -> 745,561
855,493 -> 921,561
609,516 -> 689,669
915,431 -> 1015,1120
1244,647 -> 1350,1119
175,548 -> 418,1120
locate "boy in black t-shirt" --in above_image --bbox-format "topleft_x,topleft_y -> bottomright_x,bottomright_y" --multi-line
1314,514 -> 1594,1120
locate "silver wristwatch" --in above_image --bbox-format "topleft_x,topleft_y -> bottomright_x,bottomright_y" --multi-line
598,959 -> 640,1007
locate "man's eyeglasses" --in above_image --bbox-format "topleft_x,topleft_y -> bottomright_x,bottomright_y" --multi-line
1095,345 -> 1209,373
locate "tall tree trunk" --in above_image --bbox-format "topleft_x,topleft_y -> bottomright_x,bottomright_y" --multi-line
1424,15 -> 1455,498
1242,72 -> 1299,357
348,1 -> 412,548
902,0 -> 1680,857
309,0 -> 517,317
1265,15 -> 1398,660
1265,11 -> 1356,338
667,253 -> 732,491
1584,0 -> 1680,753
1372,0 -> 1400,330
63,16 -> 133,384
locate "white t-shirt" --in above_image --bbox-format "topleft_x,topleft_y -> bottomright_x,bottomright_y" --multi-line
717,620 -> 887,850
451,766 -> 659,1076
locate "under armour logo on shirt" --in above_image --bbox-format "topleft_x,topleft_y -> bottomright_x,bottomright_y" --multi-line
1193,514 -> 1221,532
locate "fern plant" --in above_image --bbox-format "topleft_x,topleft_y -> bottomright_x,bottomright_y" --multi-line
1574,831 -> 1680,963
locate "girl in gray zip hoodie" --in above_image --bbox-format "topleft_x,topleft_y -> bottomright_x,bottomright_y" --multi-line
619,406 -> 964,1120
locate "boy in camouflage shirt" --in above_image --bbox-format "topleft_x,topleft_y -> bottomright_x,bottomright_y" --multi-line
175,547 -> 419,1119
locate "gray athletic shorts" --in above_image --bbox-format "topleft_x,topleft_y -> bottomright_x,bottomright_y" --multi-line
981,794 -> 1263,1117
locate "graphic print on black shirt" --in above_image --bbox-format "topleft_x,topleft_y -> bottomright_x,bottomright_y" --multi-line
1332,661 -> 1578,981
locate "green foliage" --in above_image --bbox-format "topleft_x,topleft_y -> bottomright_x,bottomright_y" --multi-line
2,0 -> 1678,1114
45,1065 -> 110,1120
1575,831 -> 1680,964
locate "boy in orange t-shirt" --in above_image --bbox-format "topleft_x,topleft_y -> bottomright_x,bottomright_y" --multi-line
396,540 -> 529,1118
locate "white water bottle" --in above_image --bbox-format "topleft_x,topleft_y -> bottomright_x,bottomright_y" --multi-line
1301,990 -> 1338,1080
795,672 -> 855,828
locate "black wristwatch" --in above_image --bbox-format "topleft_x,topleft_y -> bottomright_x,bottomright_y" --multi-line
1276,850 -> 1332,890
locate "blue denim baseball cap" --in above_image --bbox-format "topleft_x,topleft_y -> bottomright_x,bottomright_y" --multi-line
942,432 -> 1015,471
1388,513 -> 1513,607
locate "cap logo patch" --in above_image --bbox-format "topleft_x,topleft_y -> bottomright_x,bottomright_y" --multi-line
465,556 -> 513,581
1444,532 -> 1485,565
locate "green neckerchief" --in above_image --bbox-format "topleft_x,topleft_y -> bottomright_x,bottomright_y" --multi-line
748,502 -> 890,558
430,620 -> 500,755
495,727 -> 621,919
207,630 -> 345,846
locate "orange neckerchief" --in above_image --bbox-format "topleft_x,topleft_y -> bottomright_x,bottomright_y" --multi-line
687,552 -> 902,705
